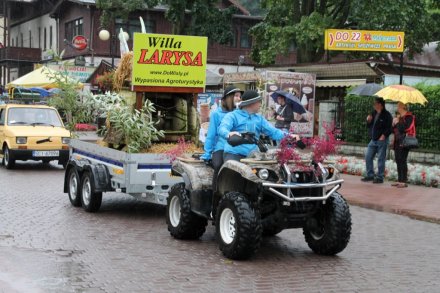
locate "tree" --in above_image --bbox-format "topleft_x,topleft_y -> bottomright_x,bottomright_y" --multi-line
96,0 -> 237,44
250,0 -> 436,64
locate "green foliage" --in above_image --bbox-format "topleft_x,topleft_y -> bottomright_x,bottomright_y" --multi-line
342,95 -> 373,145
106,99 -> 164,153
251,0 -> 437,64
45,69 -> 91,131
97,0 -> 236,44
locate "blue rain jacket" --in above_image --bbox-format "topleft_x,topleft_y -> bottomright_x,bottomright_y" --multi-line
200,107 -> 230,160
218,109 -> 287,157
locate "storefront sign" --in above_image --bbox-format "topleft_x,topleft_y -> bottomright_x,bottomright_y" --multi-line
47,64 -> 95,83
324,29 -> 404,52
72,35 -> 88,51
132,33 -> 208,88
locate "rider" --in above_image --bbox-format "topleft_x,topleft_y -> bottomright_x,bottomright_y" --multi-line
200,86 -> 242,188
219,90 -> 299,162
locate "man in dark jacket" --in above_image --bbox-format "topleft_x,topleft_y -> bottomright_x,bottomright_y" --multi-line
362,97 -> 393,184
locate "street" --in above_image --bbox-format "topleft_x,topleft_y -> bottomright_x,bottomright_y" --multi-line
1,162 -> 439,293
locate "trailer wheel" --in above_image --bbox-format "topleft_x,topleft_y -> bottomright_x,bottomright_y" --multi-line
216,192 -> 262,260
3,146 -> 15,169
67,167 -> 82,207
166,183 -> 207,239
80,171 -> 102,213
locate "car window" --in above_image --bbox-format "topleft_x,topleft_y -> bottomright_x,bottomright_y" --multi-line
0,109 -> 4,125
7,107 -> 63,127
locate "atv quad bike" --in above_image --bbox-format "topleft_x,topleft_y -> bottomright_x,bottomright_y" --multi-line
166,133 -> 351,260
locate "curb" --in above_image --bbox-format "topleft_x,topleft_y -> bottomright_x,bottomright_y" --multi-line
346,198 -> 440,224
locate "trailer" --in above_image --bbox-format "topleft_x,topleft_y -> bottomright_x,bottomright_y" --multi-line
63,139 -> 182,212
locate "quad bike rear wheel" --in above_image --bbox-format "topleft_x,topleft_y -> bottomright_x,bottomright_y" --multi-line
166,183 -> 207,239
216,191 -> 262,260
303,192 -> 351,255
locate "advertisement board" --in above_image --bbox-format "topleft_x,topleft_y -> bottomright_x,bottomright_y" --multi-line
324,29 -> 404,53
46,64 -> 95,83
132,33 -> 208,88
263,71 -> 316,137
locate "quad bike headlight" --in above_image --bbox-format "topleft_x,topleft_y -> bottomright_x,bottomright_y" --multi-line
257,169 -> 270,180
16,137 -> 27,144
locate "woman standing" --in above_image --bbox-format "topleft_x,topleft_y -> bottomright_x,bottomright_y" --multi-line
274,94 -> 294,132
392,102 -> 416,188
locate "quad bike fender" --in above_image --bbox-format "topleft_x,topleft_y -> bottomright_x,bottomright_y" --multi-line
171,160 -> 214,191
217,160 -> 262,196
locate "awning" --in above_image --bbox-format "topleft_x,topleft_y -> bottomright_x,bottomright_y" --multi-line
206,69 -> 223,86
316,79 -> 366,88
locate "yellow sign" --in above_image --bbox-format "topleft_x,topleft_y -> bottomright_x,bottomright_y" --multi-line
132,33 -> 208,88
324,29 -> 404,52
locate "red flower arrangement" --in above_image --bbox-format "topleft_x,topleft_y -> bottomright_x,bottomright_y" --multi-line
277,123 -> 343,169
162,137 -> 189,162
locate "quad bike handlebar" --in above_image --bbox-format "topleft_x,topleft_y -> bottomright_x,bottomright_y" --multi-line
227,132 -> 306,153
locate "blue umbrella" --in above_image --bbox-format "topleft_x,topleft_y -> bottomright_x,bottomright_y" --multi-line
271,90 -> 306,114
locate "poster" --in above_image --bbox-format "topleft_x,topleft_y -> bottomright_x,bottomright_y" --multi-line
197,92 -> 222,143
46,64 -> 95,83
263,71 -> 316,137
132,33 -> 208,88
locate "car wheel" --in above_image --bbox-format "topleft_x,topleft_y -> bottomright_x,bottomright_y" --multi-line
3,146 -> 15,169
67,167 -> 82,207
80,171 -> 102,213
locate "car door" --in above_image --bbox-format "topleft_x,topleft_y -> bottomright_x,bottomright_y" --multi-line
0,107 -> 5,148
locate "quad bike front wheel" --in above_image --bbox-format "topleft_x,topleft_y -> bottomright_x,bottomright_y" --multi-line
166,183 -> 207,239
216,192 -> 262,260
303,192 -> 351,255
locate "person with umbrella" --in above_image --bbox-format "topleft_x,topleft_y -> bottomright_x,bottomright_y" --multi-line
374,84 -> 427,188
391,102 -> 416,188
271,90 -> 307,131
361,97 -> 393,184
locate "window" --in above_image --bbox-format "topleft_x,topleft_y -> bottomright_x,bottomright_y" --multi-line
20,33 -> 23,47
229,28 -> 238,47
38,27 -> 41,49
44,27 -> 47,50
15,36 -> 18,47
240,26 -> 252,48
11,38 -> 14,47
49,26 -> 53,49
29,30 -> 32,48
115,18 -> 155,39
65,18 -> 83,42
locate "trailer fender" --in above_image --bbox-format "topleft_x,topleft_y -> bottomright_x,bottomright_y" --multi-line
83,164 -> 112,193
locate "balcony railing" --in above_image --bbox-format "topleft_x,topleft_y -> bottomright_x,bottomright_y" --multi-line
0,47 -> 42,63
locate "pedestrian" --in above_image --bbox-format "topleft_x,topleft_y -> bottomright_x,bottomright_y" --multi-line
200,86 -> 242,191
219,90 -> 299,162
274,93 -> 294,132
361,97 -> 393,184
391,102 -> 415,188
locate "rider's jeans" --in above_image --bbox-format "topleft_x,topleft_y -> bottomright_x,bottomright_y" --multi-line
365,139 -> 388,180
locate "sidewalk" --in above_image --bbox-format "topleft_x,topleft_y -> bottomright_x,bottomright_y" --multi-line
340,174 -> 440,224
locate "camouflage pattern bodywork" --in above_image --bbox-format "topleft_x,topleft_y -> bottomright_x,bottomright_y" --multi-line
172,160 -> 214,190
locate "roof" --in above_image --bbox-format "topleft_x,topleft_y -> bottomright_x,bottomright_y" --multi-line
266,62 -> 378,79
2,104 -> 53,109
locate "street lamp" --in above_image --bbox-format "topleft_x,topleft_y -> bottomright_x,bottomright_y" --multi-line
98,28 -> 129,67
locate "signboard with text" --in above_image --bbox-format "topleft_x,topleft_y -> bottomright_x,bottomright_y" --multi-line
132,33 -> 208,88
324,29 -> 405,52
46,64 -> 95,83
